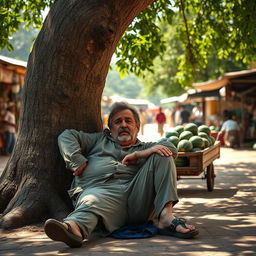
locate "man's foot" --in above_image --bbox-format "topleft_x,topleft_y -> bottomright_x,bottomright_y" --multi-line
63,221 -> 83,238
156,206 -> 198,238
158,215 -> 196,233
158,218 -> 199,238
44,219 -> 83,248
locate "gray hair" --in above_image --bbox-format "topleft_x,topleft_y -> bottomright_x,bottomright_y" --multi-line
108,102 -> 140,128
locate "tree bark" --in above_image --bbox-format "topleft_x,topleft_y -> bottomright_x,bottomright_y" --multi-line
0,0 -> 154,229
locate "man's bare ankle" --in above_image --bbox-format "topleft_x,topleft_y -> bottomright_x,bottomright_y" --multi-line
65,221 -> 82,238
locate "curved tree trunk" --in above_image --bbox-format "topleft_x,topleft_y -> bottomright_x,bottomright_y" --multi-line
0,0 -> 154,229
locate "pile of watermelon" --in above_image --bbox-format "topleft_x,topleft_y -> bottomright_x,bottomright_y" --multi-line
159,123 -> 216,167
209,125 -> 220,132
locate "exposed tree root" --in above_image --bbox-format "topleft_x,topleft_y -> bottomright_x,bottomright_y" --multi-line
0,180 -> 18,213
0,181 -> 71,229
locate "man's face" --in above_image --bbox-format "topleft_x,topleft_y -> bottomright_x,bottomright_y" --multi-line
110,109 -> 139,147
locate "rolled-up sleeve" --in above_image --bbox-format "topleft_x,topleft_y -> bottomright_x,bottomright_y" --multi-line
58,129 -> 101,172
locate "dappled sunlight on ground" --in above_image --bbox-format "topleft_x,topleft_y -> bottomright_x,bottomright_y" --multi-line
1,130 -> 256,255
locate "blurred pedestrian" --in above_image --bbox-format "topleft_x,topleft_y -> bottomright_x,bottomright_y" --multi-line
190,103 -> 203,126
174,105 -> 181,126
218,111 -> 240,148
180,105 -> 190,125
156,107 -> 166,137
2,102 -> 16,155
139,108 -> 147,136
252,105 -> 256,137
0,103 -> 6,154
168,107 -> 175,127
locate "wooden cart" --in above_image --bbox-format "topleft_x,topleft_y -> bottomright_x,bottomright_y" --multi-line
176,141 -> 221,191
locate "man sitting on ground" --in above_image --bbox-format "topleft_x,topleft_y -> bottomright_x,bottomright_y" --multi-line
44,102 -> 198,248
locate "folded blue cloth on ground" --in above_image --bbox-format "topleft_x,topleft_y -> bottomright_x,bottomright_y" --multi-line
110,221 -> 158,239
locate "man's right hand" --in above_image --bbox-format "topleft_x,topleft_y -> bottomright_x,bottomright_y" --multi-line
73,162 -> 88,176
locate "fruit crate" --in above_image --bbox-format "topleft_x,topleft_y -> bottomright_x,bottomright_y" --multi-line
176,141 -> 221,191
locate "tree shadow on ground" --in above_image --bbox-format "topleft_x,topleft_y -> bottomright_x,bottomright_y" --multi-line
178,188 -> 238,198
0,154 -> 255,255
1,224 -> 256,256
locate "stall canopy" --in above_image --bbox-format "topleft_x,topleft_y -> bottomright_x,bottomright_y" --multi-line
161,69 -> 256,105
0,55 -> 27,69
187,89 -> 220,99
193,69 -> 256,97
161,87 -> 220,103
0,55 -> 27,87
160,93 -> 188,104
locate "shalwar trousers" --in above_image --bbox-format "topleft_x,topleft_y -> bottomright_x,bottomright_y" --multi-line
64,153 -> 178,238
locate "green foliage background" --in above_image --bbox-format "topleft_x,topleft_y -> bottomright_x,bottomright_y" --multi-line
0,24 -> 38,61
0,0 -> 255,100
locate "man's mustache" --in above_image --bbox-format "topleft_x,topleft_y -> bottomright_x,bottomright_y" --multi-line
118,128 -> 130,135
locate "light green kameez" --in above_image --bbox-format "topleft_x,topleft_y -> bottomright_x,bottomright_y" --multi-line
58,129 -> 178,238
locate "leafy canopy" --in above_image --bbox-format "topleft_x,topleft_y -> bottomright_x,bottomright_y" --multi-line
140,18 -> 249,98
0,23 -> 38,60
0,0 -> 53,50
1,0 -> 256,87
117,0 -> 256,86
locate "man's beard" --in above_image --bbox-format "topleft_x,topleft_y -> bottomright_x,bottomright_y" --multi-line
117,134 -> 132,142
117,128 -> 132,142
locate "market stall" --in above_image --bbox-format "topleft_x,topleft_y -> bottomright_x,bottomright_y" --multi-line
0,55 -> 27,153
193,69 -> 256,142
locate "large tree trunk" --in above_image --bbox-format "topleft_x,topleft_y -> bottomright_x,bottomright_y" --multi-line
0,0 -> 154,229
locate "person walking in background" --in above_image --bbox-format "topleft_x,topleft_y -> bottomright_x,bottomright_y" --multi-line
2,102 -> 16,155
190,102 -> 203,126
180,105 -> 191,125
252,105 -> 256,138
0,103 -> 6,154
156,107 -> 166,137
168,107 -> 175,127
138,108 -> 147,136
174,105 -> 181,126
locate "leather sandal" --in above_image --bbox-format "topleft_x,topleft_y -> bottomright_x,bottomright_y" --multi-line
44,219 -> 83,248
158,218 -> 199,239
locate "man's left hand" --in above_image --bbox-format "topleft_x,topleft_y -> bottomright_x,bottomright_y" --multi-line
122,145 -> 173,166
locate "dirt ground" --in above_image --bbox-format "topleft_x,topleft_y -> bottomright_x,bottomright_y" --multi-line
0,138 -> 256,256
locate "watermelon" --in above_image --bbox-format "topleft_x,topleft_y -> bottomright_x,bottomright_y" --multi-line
198,125 -> 211,136
202,138 -> 210,148
198,132 -> 211,146
208,135 -> 216,146
209,125 -> 216,131
189,136 -> 205,149
179,131 -> 193,141
175,157 -> 189,167
184,123 -> 198,135
165,131 -> 179,138
158,138 -> 169,143
167,136 -> 179,147
198,132 -> 209,140
177,139 -> 193,152
174,125 -> 184,135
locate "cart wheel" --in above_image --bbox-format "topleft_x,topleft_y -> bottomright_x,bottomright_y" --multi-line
206,163 -> 215,192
